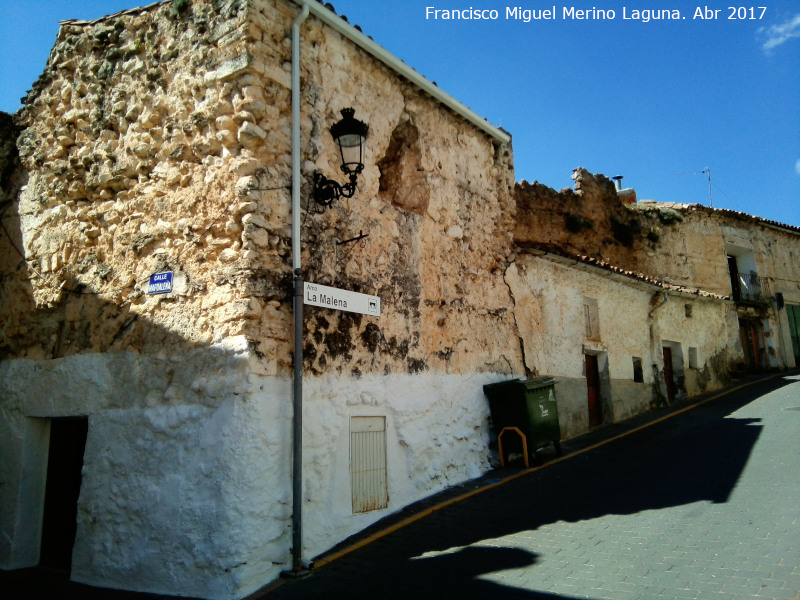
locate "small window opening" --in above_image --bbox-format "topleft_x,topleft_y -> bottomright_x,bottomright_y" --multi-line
583,297 -> 601,341
632,357 -> 644,383
688,347 -> 699,369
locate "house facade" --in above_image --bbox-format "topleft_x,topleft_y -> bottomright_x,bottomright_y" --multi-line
630,200 -> 800,373
1,1 -> 798,599
506,251 -> 732,438
0,1 -> 519,598
508,168 -> 800,437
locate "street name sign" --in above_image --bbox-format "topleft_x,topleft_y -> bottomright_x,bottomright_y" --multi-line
304,282 -> 380,317
148,271 -> 173,295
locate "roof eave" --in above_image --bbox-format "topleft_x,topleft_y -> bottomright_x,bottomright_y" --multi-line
291,0 -> 511,145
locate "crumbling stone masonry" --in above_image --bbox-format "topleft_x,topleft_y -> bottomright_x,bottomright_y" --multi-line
0,1 -> 521,598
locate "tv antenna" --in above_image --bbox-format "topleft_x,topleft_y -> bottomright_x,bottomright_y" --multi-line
677,167 -> 713,207
701,167 -> 712,207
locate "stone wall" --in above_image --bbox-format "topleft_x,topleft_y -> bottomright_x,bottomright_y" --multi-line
0,1 -> 521,597
6,0 -> 279,361
515,169 -> 800,313
514,168 -> 687,271
7,1 -> 793,596
5,0 -> 519,374
514,170 -> 800,372
292,21 -> 519,379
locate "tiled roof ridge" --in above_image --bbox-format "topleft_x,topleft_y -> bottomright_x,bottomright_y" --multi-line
522,242 -> 729,300
636,200 -> 800,234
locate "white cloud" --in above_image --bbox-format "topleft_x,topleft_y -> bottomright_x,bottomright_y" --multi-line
796,159 -> 800,176
760,13 -> 800,51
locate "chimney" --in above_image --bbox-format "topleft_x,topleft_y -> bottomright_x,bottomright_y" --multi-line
612,175 -> 637,205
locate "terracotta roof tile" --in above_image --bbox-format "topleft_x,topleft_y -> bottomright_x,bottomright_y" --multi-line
523,243 -> 729,300
635,201 -> 800,234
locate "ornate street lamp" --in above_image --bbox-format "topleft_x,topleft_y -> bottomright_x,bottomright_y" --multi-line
313,108 -> 369,207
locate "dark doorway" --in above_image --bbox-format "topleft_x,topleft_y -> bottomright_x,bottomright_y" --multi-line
727,255 -> 741,301
40,418 -> 88,571
663,347 -> 677,404
585,354 -> 602,427
739,319 -> 766,371
788,304 -> 800,364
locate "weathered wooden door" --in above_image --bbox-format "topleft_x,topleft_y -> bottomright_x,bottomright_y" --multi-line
663,347 -> 677,404
738,319 -> 766,371
585,354 -> 602,427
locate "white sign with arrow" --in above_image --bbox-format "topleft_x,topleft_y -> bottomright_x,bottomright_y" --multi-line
304,282 -> 380,317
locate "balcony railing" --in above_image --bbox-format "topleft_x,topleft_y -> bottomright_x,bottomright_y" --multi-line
732,272 -> 771,304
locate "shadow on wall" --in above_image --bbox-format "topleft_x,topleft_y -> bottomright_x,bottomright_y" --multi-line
0,147 -> 286,598
264,377 -> 792,599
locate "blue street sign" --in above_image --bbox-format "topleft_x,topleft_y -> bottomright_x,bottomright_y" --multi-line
148,272 -> 173,295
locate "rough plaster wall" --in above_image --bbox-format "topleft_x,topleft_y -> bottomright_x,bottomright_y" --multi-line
71,388 -> 292,599
628,206 -> 800,307
0,339 -> 291,600
636,210 -> 728,294
300,371 -> 497,560
505,259 -> 654,438
633,209 -> 799,370
763,228 -> 800,306
0,412 -> 49,569
506,255 -> 731,439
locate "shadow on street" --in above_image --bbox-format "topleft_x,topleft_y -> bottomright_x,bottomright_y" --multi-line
3,375 -> 795,600
265,376 -> 797,599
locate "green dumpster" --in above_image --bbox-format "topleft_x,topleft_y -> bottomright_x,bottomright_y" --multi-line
483,377 -> 562,460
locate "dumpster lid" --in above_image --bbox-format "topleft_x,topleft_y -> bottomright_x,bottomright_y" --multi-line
483,376 -> 555,394
483,378 -> 524,394
521,376 -> 555,390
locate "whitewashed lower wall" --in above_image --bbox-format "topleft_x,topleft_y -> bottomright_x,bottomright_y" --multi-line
0,337 -> 294,600
300,371 -> 504,560
0,343 -> 507,599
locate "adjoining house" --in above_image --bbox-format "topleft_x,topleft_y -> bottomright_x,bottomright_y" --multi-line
509,168 -> 800,436
507,247 -> 731,437
1,1 -> 798,599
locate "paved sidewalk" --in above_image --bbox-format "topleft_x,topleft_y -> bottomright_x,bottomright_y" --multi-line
3,372 -> 799,599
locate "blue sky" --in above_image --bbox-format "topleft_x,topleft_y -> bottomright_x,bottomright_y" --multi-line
2,1 -> 799,225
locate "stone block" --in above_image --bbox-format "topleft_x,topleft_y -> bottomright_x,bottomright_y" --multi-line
237,121 -> 267,148
204,53 -> 253,84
